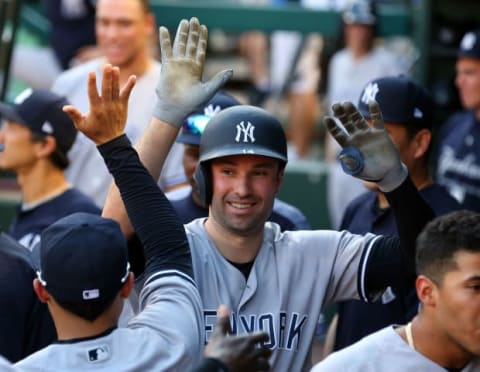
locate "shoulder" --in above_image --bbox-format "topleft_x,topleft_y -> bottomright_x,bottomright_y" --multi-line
420,184 -> 461,215
440,111 -> 475,135
52,58 -> 102,92
57,189 -> 101,214
15,344 -> 57,369
312,327 -> 395,371
330,49 -> 349,65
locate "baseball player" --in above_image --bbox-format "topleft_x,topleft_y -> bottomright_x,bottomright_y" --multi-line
103,17 -> 435,372
169,91 -> 310,230
312,210 -> 480,371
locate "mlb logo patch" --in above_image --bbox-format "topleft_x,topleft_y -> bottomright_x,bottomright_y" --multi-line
87,345 -> 110,363
83,289 -> 100,300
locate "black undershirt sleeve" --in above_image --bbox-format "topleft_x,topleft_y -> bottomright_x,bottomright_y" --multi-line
98,135 -> 193,281
359,176 -> 435,301
191,358 -> 229,372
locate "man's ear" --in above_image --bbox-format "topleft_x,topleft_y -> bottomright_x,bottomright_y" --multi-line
33,278 -> 51,303
416,274 -> 437,307
413,129 -> 431,159
34,135 -> 57,158
120,272 -> 135,299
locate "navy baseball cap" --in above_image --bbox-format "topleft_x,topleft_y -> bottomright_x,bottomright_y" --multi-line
358,75 -> 433,130
342,0 -> 376,25
36,213 -> 130,303
458,29 -> 480,60
177,91 -> 240,145
0,88 -> 77,153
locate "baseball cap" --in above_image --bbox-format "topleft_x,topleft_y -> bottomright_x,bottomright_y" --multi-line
358,75 -> 433,130
342,0 -> 376,26
458,29 -> 480,60
0,88 -> 77,153
177,91 -> 240,145
36,212 -> 130,303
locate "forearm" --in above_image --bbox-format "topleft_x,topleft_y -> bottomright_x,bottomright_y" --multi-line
191,358 -> 228,372
102,118 -> 180,238
384,175 -> 434,281
99,134 -> 192,278
361,176 -> 435,299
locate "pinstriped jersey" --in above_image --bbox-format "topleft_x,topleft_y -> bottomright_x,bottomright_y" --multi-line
186,219 -> 378,372
15,273 -> 204,372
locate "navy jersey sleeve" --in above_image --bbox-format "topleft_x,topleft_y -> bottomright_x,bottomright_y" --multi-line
358,176 -> 435,301
0,234 -> 56,362
98,135 -> 193,280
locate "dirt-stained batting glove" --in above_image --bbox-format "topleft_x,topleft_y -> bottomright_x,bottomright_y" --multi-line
153,17 -> 233,127
324,100 -> 407,193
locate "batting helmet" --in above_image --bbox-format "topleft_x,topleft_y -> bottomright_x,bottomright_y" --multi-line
194,105 -> 288,205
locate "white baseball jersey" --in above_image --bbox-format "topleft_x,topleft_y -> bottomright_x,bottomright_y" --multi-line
312,326 -> 480,371
0,355 -> 14,371
186,218 -> 378,372
51,58 -> 186,207
15,273 -> 204,371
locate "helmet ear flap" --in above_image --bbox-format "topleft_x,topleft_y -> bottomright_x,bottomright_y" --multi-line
193,162 -> 212,206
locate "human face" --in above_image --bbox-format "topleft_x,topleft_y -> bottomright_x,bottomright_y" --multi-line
182,144 -> 202,206
0,120 -> 38,172
431,250 -> 480,358
209,155 -> 283,236
344,24 -> 374,56
455,57 -> 480,114
96,0 -> 154,68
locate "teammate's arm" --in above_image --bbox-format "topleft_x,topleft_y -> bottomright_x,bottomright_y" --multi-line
325,101 -> 434,301
102,18 -> 232,238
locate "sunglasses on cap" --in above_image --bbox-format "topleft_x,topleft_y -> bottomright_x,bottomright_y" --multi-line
183,114 -> 212,135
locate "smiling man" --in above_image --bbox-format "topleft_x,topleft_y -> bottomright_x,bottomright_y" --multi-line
51,0 -> 186,207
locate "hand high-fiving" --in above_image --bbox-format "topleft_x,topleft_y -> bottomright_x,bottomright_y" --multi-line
153,17 -> 233,127
324,100 -> 407,192
63,64 -> 136,145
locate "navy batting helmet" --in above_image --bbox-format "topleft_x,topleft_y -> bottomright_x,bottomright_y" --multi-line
194,105 -> 288,205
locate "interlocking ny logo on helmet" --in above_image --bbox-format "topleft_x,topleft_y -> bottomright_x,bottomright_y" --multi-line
235,121 -> 256,143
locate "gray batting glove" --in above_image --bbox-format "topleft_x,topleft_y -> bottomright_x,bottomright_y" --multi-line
153,17 -> 233,127
324,100 -> 407,193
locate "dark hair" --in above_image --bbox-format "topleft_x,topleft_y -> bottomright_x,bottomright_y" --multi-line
55,293 -> 118,322
30,132 -> 70,170
416,210 -> 480,284
138,0 -> 151,14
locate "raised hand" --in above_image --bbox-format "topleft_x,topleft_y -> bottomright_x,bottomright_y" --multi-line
63,64 -> 136,145
204,305 -> 271,372
324,100 -> 407,192
153,17 -> 233,127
